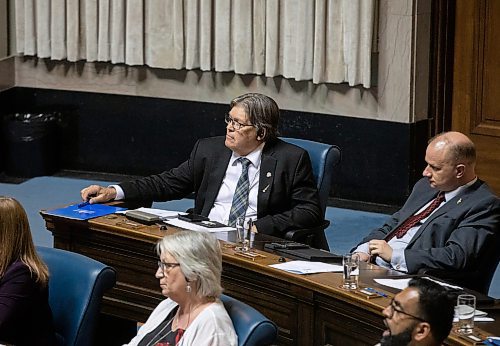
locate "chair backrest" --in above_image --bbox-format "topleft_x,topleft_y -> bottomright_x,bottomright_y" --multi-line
220,294 -> 278,346
280,137 -> 341,215
37,246 -> 116,346
281,137 -> 340,215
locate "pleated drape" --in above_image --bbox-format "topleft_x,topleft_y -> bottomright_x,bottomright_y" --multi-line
15,0 -> 376,87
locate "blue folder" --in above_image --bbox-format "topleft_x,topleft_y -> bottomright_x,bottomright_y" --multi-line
45,203 -> 127,220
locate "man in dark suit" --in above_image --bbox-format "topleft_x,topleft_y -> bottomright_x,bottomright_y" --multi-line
81,93 -> 322,237
353,132 -> 500,289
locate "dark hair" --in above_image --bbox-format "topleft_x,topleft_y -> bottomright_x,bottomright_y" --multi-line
408,278 -> 455,344
230,93 -> 280,141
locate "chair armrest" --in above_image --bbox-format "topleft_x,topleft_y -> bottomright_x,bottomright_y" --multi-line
285,220 -> 330,250
417,268 -> 488,294
417,267 -> 465,283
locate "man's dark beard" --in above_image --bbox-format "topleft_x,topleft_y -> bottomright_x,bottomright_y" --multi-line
380,326 -> 414,346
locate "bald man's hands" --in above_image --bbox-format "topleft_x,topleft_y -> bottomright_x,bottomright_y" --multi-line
368,240 -> 393,262
80,185 -> 117,204
352,252 -> 370,262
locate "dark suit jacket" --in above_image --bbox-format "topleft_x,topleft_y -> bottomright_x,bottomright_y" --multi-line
119,136 -> 322,237
0,260 -> 55,346
354,177 -> 500,275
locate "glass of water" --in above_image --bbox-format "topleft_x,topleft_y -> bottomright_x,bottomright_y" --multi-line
235,217 -> 250,252
456,294 -> 476,334
342,253 -> 359,290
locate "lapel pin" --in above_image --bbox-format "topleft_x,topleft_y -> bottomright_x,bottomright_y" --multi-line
266,172 -> 272,178
457,198 -> 462,205
262,184 -> 270,193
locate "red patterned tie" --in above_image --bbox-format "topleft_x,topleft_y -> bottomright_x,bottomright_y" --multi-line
386,192 -> 445,241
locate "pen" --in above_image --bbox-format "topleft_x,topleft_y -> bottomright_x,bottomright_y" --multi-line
77,201 -> 90,208
365,287 -> 388,297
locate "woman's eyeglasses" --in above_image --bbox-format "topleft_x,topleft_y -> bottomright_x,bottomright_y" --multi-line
157,261 -> 180,274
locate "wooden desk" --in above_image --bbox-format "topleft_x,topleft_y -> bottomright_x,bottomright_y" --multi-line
41,211 -> 500,346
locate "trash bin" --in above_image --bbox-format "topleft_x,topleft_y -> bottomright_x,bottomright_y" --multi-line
2,112 -> 60,178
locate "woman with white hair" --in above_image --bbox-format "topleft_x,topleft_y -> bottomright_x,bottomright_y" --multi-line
124,231 -> 237,346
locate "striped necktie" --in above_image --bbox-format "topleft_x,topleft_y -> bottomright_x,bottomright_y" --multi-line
228,158 -> 252,227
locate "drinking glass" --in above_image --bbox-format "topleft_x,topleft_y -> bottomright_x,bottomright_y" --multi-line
235,217 -> 250,252
456,294 -> 476,334
342,254 -> 359,290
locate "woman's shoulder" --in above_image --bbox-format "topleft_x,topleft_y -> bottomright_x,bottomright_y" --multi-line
182,299 -> 237,345
2,259 -> 32,281
195,299 -> 236,331
0,259 -> 40,300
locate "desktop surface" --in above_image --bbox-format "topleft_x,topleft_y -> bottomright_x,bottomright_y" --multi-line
40,211 -> 500,346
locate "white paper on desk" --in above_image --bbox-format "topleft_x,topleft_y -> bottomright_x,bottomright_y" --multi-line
452,308 -> 489,323
269,260 -> 344,275
164,218 -> 235,233
374,278 -> 412,290
453,316 -> 494,323
374,277 -> 463,291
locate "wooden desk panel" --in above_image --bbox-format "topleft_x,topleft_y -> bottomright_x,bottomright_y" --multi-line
41,212 -> 499,346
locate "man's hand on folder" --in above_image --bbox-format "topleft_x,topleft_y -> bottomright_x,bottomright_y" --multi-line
80,185 -> 117,204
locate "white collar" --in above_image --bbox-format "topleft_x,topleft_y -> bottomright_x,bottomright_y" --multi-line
229,143 -> 265,169
444,177 -> 477,201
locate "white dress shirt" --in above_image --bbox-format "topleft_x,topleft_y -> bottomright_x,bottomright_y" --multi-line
208,144 -> 263,225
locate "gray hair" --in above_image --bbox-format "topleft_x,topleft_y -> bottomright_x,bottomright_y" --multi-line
230,93 -> 280,141
156,231 -> 223,298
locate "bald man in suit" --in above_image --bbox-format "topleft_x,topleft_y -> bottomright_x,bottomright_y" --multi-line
353,132 -> 500,291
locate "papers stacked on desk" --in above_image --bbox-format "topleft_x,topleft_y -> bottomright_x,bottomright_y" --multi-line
270,260 -> 344,274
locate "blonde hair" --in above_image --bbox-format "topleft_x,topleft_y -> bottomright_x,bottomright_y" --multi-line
0,196 -> 49,286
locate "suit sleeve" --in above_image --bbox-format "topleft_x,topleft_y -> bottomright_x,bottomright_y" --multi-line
255,150 -> 323,236
354,213 -> 400,246
405,197 -> 500,273
119,140 -> 202,202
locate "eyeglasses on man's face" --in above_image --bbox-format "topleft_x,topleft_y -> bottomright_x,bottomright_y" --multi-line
224,113 -> 254,131
157,260 -> 180,274
387,299 -> 426,322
